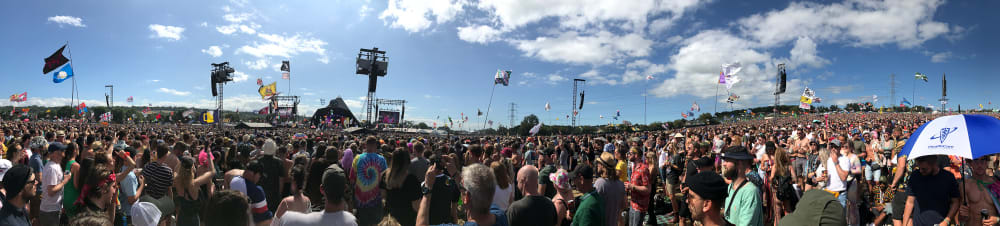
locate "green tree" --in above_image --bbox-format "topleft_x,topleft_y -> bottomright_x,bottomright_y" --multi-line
414,122 -> 430,129
518,114 -> 540,135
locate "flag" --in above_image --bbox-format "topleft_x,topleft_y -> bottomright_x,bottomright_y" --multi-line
687,111 -> 695,118
980,104 -> 984,109
681,113 -> 688,119
599,115 -> 603,119
127,96 -> 133,103
799,102 -> 811,110
183,109 -> 195,118
901,98 -> 911,106
725,75 -> 740,90
257,78 -> 263,86
662,123 -> 669,129
258,82 -> 277,99
488,120 -> 493,126
282,72 -> 290,80
873,95 -> 878,103
257,106 -> 269,115
529,123 -> 542,135
691,102 -> 700,112
545,102 -> 551,111
727,95 -> 740,103
494,70 -> 511,86
718,71 -> 726,84
43,44 -> 70,74
9,92 -> 26,102
914,72 -> 928,82
201,111 -> 215,124
813,97 -> 822,103
477,109 -> 483,116
646,75 -> 653,80
53,64 -> 73,83
280,61 -> 290,72
100,112 -> 113,122
722,62 -> 742,90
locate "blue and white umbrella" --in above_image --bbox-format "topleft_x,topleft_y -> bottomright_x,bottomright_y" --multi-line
899,114 -> 1000,160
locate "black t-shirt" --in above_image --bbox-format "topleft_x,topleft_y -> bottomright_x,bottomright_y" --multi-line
684,158 -> 698,186
506,195 -> 557,226
906,169 -> 959,223
538,165 -> 557,198
666,154 -> 684,184
258,155 -> 284,212
381,174 -> 421,226
429,174 -> 461,225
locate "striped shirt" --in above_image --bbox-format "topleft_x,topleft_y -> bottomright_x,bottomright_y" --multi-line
231,176 -> 273,223
142,162 -> 174,199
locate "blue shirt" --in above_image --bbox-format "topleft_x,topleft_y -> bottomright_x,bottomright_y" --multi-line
119,168 -> 138,215
28,153 -> 43,194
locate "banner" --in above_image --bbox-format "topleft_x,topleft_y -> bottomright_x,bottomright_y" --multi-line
53,64 -> 73,83
494,70 -> 511,86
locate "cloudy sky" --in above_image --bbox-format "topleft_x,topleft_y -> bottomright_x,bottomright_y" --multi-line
0,0 -> 996,129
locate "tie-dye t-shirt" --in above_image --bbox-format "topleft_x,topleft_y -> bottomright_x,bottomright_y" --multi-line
352,152 -> 388,208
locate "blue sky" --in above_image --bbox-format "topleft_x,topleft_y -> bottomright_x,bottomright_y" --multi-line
1,0 -> 996,130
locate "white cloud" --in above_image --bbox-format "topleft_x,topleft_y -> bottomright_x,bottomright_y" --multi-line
223,13 -> 253,23
148,79 -> 161,83
457,25 -> 504,44
157,88 -> 191,96
231,71 -> 250,82
237,33 -> 328,59
216,25 -> 238,35
148,24 -> 185,41
789,36 -> 829,69
379,0 -> 465,32
547,74 -> 568,83
245,59 -> 269,70
238,24 -> 257,34
737,0 -> 952,48
317,56 -> 330,64
579,69 -> 618,85
200,22 -> 208,27
930,51 -> 952,63
512,31 -> 652,65
474,0 -> 705,32
423,94 -> 440,99
47,15 -> 86,27
303,92 -> 316,96
359,4 -> 372,20
201,46 -> 223,57
622,59 -> 667,84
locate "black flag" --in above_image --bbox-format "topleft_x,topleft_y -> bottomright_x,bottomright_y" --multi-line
281,61 -> 290,72
43,45 -> 70,74
942,73 -> 947,97
579,91 -> 585,109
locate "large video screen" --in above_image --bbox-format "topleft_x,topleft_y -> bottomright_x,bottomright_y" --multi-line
378,111 -> 400,124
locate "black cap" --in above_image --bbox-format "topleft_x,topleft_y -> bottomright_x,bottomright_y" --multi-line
2,165 -> 32,197
721,146 -> 753,161
687,171 -> 728,201
571,164 -> 594,180
323,164 -> 347,203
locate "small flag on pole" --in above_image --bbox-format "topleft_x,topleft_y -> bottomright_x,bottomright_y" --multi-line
494,70 -> 511,86
257,78 -> 263,86
545,102 -> 551,111
127,96 -> 133,103
914,72 -> 928,82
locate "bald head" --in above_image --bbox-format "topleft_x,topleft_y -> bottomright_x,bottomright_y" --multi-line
517,165 -> 540,196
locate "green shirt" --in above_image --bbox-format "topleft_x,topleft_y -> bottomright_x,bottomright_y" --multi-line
724,180 -> 764,226
572,192 -> 605,226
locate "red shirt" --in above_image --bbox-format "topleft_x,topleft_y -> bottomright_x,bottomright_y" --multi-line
629,162 -> 650,211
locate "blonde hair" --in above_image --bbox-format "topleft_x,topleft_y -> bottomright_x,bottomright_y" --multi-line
491,161 -> 511,189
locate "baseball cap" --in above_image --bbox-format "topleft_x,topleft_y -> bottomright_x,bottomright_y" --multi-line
48,142 -> 67,153
777,189 -> 846,226
131,202 -> 162,226
323,164 -> 348,204
687,171 -> 728,201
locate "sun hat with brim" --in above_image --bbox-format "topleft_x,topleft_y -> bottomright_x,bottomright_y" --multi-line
777,189 -> 846,226
673,133 -> 685,138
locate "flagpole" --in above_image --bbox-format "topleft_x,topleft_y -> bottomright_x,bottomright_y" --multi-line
67,41 -> 79,118
484,83 -> 497,129
714,83 -> 719,116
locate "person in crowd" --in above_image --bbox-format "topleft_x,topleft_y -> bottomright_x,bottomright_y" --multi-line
537,147 -> 557,198
549,169 -> 573,226
626,147 -> 652,226
350,136 -> 388,226
769,146 -> 797,225
203,189 -> 253,226
279,164 -> 358,226
75,163 -> 115,218
258,139 -> 287,213
490,161 -> 514,211
686,171 -> 728,226
569,163 -> 602,226
119,147 -> 143,224
130,202 -> 163,226
416,163 -> 508,226
958,155 -> 999,226
141,143 -> 176,224
0,165 -> 35,226
230,160 -> 274,226
410,142 -> 430,183
721,146 -> 764,226
39,142 -> 71,226
902,155 -> 959,226
595,152 -> 626,226
62,141 -> 84,219
26,136 -> 46,224
275,165 -> 312,220
507,165 -> 557,226
173,155 -> 215,226
380,148 -> 420,226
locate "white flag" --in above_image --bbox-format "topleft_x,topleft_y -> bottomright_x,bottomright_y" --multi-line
529,123 -> 542,135
545,102 -> 551,111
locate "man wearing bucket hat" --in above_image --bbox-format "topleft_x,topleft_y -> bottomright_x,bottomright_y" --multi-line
720,146 -> 764,226
686,171 -> 728,226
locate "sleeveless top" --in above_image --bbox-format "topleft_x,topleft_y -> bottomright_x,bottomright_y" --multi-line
175,186 -> 207,226
63,159 -> 81,218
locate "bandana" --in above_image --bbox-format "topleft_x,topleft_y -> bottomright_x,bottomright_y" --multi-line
76,173 -> 116,206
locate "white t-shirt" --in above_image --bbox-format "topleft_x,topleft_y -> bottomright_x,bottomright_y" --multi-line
825,156 -> 851,192
40,161 -> 64,212
278,211 -> 358,226
493,183 -> 515,210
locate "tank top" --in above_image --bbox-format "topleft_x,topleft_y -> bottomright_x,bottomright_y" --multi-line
175,187 -> 207,226
63,159 -> 81,218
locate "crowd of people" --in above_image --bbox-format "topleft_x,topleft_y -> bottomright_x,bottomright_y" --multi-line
0,112 -> 996,226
